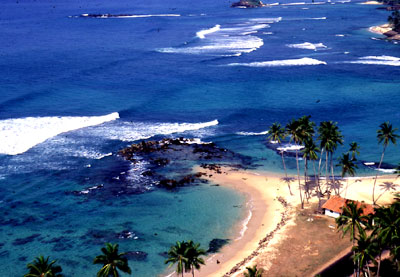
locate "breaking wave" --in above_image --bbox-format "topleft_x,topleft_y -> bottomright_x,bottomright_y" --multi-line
344,56 -> 400,66
226,57 -> 327,67
0,112 -> 119,155
286,42 -> 327,50
236,130 -> 269,136
157,20 -> 276,56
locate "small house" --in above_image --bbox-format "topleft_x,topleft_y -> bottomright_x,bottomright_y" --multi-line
321,195 -> 374,219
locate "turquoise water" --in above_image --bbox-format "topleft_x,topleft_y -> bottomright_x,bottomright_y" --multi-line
1,0 -> 400,275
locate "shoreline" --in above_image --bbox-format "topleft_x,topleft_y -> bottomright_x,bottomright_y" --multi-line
193,167 -> 399,276
369,23 -> 400,40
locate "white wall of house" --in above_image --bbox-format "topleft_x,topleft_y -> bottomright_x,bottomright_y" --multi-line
324,209 -> 340,218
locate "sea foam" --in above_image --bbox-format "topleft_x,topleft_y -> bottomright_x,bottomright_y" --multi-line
237,130 -> 269,136
345,56 -> 400,66
226,57 -> 327,67
286,42 -> 327,50
0,112 -> 119,155
196,25 -> 221,39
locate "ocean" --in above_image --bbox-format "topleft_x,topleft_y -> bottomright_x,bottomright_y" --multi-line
1,0 -> 399,275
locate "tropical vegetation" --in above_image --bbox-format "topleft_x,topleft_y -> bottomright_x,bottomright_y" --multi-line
165,240 -> 206,277
244,264 -> 264,277
24,256 -> 63,277
336,194 -> 400,276
93,243 -> 131,277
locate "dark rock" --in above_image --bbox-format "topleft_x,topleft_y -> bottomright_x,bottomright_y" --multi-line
18,256 -> 27,261
125,251 -> 148,261
231,0 -> 264,8
0,250 -> 9,257
158,251 -> 169,258
207,238 -> 230,253
12,234 -> 41,246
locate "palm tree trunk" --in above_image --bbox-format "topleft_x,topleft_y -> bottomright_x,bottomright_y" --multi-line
296,150 -> 304,209
192,265 -> 195,277
313,160 -> 322,210
317,147 -> 324,190
325,151 -> 329,186
281,151 -> 292,195
377,251 -> 382,277
330,153 -> 336,194
304,158 -> 309,202
373,145 -> 386,204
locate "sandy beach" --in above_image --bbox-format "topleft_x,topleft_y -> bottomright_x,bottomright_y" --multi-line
192,167 -> 400,276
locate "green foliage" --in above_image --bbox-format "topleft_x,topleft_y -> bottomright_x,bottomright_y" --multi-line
267,123 -> 285,143
165,240 -> 206,277
244,265 -> 264,277
336,201 -> 368,242
337,153 -> 357,178
93,243 -> 131,277
24,256 -> 63,277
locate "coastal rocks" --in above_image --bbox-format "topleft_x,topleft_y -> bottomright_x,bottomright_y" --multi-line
12,234 -> 41,246
158,173 -> 208,190
125,251 -> 148,261
231,0 -> 264,8
207,238 -> 230,253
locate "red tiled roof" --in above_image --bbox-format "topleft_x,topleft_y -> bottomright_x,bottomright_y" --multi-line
322,195 -> 374,216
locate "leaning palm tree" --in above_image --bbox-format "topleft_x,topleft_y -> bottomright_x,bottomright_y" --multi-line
165,241 -> 189,277
93,243 -> 131,277
337,153 -> 357,198
372,122 -> 399,204
244,265 -> 264,277
267,123 -> 292,194
24,256 -> 63,277
184,240 -> 206,277
348,142 -> 360,161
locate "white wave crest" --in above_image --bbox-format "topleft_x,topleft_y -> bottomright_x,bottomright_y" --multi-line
237,130 -> 269,136
345,56 -> 400,66
196,24 -> 221,39
226,57 -> 327,67
81,14 -> 180,18
89,119 -> 219,142
157,20 -> 272,56
0,112 -> 119,155
286,42 -> 327,50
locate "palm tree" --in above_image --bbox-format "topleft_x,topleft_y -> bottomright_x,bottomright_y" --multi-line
301,138 -> 319,202
352,229 -> 378,277
337,201 -> 369,277
184,241 -> 206,277
24,256 -> 63,277
268,123 -> 292,195
93,243 -> 131,277
395,163 -> 400,178
244,265 -> 264,277
317,121 -> 343,195
337,153 -> 357,198
373,122 -> 399,204
165,241 -> 189,277
286,119 -> 304,208
348,142 -> 360,161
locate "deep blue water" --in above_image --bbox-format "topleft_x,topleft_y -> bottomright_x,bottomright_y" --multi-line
1,0 -> 400,276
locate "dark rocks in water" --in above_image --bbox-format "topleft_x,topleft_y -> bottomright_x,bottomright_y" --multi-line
18,256 -> 27,262
231,0 -> 264,8
52,241 -> 74,252
142,170 -> 154,177
361,161 -> 396,172
0,251 -> 9,257
115,230 -> 138,240
158,251 -> 169,258
158,173 -> 208,190
150,158 -> 169,166
200,163 -> 222,174
125,251 -> 148,261
207,238 -> 230,253
0,243 -> 3,249
12,234 -> 41,246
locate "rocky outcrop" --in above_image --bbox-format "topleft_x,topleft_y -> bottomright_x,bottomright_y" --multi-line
231,0 -> 264,8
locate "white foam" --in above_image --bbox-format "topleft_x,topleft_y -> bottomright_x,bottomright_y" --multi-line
286,42 -> 327,50
249,17 -> 282,23
157,20 -> 273,56
91,119 -> 219,142
226,57 -> 327,67
237,130 -> 269,136
83,14 -> 181,18
336,34 -> 345,37
0,112 -> 119,155
196,24 -> 221,39
364,162 -> 375,166
310,17 -> 327,20
377,168 -> 396,173
282,2 -> 306,5
345,56 -> 400,66
277,144 -> 304,152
